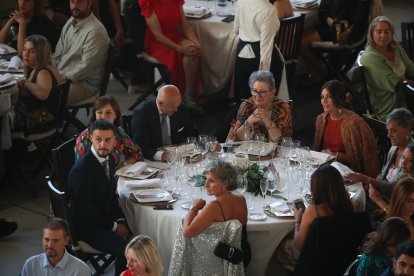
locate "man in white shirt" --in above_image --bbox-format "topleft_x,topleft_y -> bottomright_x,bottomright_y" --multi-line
53,0 -> 109,106
21,218 -> 90,276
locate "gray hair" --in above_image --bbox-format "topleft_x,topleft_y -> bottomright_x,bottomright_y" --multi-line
248,70 -> 275,90
386,108 -> 414,129
207,160 -> 238,191
367,16 -> 398,51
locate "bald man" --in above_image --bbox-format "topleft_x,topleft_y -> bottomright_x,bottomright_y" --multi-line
131,85 -> 199,161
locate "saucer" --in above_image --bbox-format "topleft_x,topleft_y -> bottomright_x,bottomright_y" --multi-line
248,212 -> 267,221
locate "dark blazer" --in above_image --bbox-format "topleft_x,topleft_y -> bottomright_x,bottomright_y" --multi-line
131,98 -> 199,159
68,150 -> 124,241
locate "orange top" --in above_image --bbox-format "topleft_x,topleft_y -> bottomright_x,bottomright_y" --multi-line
323,115 -> 345,153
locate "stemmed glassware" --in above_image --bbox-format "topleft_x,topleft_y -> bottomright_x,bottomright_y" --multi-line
207,136 -> 218,160
260,179 -> 269,207
186,137 -> 197,154
237,174 -> 247,195
198,134 -> 209,153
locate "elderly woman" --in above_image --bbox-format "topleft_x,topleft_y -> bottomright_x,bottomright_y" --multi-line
138,0 -> 201,104
275,165 -> 354,268
346,108 -> 414,199
226,70 -> 292,142
10,35 -> 61,133
75,96 -> 143,168
0,0 -> 57,54
233,0 -> 284,102
369,178 -> 414,240
356,217 -> 410,276
360,16 -> 414,121
121,235 -> 164,276
300,0 -> 370,84
314,80 -> 379,177
183,160 -> 251,267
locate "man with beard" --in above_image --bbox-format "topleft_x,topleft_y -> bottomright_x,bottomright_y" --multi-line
53,0 -> 109,106
381,241 -> 414,276
21,218 -> 90,275
68,119 -> 130,275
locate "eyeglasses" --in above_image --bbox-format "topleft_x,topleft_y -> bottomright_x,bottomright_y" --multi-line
251,88 -> 272,97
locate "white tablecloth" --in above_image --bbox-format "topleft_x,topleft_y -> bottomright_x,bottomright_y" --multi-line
117,159 -> 365,276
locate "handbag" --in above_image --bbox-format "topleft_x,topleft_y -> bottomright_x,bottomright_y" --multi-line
214,241 -> 244,264
25,107 -> 56,134
331,19 -> 349,43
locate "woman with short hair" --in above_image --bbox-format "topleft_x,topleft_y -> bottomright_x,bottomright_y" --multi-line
75,96 -> 143,168
227,70 -> 292,142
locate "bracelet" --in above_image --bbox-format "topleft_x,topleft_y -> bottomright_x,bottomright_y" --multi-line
266,121 -> 276,129
383,206 -> 389,213
294,222 -> 301,232
190,207 -> 199,212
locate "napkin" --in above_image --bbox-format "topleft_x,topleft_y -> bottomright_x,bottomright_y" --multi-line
309,150 -> 334,164
0,44 -> 17,55
125,178 -> 161,189
124,161 -> 148,176
175,144 -> 196,156
0,73 -> 13,84
270,201 -> 291,213
8,56 -> 22,70
330,161 -> 354,177
184,6 -> 208,16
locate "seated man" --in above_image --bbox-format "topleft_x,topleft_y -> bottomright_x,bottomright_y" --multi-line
131,84 -> 199,161
381,240 -> 414,276
53,0 -> 109,106
21,217 -> 90,276
68,119 -> 130,275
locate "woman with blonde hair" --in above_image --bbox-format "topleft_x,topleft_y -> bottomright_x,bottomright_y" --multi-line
121,235 -> 164,276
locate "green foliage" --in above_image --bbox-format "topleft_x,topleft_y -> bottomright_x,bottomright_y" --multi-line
238,163 -> 268,196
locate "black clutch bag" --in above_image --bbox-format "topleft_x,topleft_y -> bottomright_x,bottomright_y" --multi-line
214,242 -> 243,264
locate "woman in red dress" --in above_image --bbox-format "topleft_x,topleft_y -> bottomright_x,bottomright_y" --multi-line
139,0 -> 201,104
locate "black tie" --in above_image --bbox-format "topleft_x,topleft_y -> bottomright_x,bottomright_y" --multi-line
161,113 -> 171,146
102,160 -> 110,181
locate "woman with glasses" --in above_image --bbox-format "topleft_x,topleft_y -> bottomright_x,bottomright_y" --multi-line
226,70 -> 292,142
314,80 -> 379,177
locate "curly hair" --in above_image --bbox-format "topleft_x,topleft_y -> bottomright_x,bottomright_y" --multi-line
207,160 -> 238,191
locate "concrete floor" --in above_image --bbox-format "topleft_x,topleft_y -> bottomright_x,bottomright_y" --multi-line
0,1 -> 413,274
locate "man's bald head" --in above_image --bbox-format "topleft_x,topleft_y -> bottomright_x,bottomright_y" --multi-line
156,85 -> 182,116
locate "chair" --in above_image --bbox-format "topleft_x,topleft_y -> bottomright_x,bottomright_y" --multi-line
51,137 -> 76,193
343,255 -> 361,276
46,176 -> 116,276
275,13 -> 305,81
362,114 -> 391,169
401,21 -> 414,60
123,0 -> 170,111
293,212 -> 371,276
121,114 -> 133,137
10,80 -> 70,196
346,52 -> 374,116
64,42 -> 117,131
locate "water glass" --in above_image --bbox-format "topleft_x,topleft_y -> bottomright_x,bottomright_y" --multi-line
198,134 -> 209,152
290,140 -> 301,159
237,174 -> 248,195
186,137 -> 197,153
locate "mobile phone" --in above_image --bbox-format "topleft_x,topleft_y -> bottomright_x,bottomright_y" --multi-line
222,15 -> 235,23
293,199 -> 306,211
153,204 -> 173,210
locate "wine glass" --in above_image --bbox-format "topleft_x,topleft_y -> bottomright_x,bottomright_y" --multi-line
198,134 -> 209,153
237,174 -> 247,195
260,179 -> 269,206
291,140 -> 301,160
186,137 -> 197,153
267,179 -> 277,199
207,136 -> 219,160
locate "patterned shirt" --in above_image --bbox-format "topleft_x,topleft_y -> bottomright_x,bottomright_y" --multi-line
357,253 -> 391,276
227,97 -> 292,142
75,127 -> 143,166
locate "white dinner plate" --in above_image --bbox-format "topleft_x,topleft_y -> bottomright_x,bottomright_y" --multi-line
248,212 -> 267,221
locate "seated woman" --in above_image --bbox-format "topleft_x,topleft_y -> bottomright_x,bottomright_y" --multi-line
226,70 -> 292,142
273,0 -> 294,20
346,108 -> 414,200
313,80 -> 379,177
369,177 -> 414,240
121,235 -> 164,276
75,96 -> 143,168
300,0 -> 370,84
10,35 -> 61,133
360,16 -> 414,121
0,0 -> 57,54
233,0 -> 283,102
138,0 -> 201,104
356,217 -> 410,276
181,160 -> 251,267
275,164 -> 354,269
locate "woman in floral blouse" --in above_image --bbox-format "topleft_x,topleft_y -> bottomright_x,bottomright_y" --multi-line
226,70 -> 292,142
75,96 -> 143,168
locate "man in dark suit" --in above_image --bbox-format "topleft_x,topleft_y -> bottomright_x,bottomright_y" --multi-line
68,119 -> 129,275
131,84 -> 199,161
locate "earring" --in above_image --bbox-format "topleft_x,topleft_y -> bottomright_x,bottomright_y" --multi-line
338,108 -> 342,114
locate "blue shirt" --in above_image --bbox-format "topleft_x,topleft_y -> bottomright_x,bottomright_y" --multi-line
21,249 -> 90,276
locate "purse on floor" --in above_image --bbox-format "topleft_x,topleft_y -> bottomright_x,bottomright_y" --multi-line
214,241 -> 244,264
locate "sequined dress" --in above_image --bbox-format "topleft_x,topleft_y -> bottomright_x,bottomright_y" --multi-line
168,220 -> 245,276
